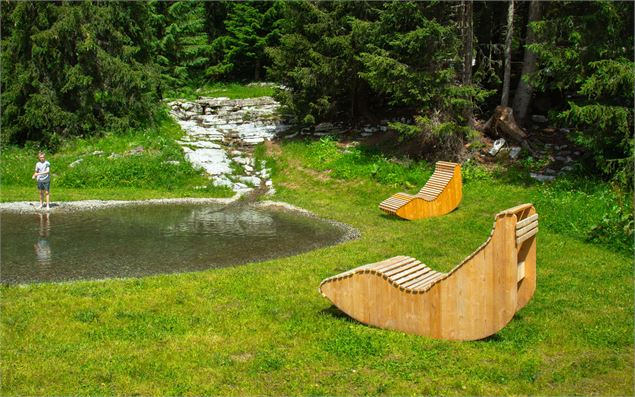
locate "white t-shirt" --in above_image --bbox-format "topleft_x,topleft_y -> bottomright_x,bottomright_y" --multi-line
35,161 -> 50,182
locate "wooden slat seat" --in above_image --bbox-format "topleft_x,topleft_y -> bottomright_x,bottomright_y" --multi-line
320,204 -> 539,341
379,161 -> 462,220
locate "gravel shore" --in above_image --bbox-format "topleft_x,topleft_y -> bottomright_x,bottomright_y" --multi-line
0,196 -> 241,214
0,197 -> 361,243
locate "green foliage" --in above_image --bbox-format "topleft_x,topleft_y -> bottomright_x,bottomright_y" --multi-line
355,1 -> 460,109
164,82 -> 276,102
283,137 -> 435,189
389,114 -> 477,162
268,0 -> 491,158
527,1 -> 634,189
0,115 -> 230,196
208,1 -> 284,81
531,177 -> 633,254
1,2 -> 161,148
267,1 -> 377,124
558,58 -> 634,189
151,0 -> 213,89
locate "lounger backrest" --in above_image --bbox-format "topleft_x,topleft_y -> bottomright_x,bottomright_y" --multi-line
416,161 -> 458,200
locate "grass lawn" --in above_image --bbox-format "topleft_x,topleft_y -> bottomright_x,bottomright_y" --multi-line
1,139 -> 633,395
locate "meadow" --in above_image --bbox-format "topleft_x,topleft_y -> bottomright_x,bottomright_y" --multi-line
1,128 -> 633,395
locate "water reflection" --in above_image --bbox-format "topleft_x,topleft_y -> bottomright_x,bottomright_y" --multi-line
33,213 -> 51,265
1,204 -> 347,284
166,206 -> 277,237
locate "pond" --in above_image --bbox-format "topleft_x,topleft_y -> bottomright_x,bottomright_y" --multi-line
1,203 -> 352,284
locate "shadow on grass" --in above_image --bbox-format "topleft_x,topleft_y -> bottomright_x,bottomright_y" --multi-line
320,305 -> 364,325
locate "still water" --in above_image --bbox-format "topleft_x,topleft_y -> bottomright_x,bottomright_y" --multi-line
1,204 -> 348,284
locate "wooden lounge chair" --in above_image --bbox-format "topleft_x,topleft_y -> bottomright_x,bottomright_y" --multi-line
380,161 -> 462,220
319,203 -> 538,341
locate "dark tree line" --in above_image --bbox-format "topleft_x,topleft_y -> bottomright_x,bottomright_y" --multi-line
2,0 -> 633,187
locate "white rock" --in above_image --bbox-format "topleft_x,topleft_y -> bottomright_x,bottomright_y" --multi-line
488,138 -> 506,156
69,159 -> 83,168
239,176 -> 261,186
232,157 -> 250,165
509,146 -> 522,159
185,148 -> 232,175
530,173 -> 556,182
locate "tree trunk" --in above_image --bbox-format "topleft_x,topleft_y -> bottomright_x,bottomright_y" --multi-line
481,105 -> 536,155
501,0 -> 514,107
461,0 -> 474,126
512,0 -> 541,126
254,59 -> 261,81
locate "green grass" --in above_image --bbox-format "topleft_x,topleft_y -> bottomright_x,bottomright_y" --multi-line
164,82 -> 276,101
1,138 -> 633,395
0,114 -> 233,201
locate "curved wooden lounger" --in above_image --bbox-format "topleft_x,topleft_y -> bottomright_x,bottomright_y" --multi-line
320,204 -> 538,341
379,161 -> 462,220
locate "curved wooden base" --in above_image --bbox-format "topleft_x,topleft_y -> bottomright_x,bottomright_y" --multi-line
380,162 -> 462,220
320,204 -> 538,341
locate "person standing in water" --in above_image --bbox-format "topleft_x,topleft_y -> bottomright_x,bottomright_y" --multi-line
32,151 -> 51,210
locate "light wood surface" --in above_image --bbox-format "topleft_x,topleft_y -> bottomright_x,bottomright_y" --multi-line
379,161 -> 462,220
320,204 -> 538,341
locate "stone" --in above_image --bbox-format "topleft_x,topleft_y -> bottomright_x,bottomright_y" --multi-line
508,146 -> 522,160
239,176 -> 261,186
126,146 -> 145,156
531,115 -> 548,124
163,160 -> 180,166
185,148 -> 232,175
212,176 -> 234,188
544,168 -> 557,175
530,173 -> 556,182
265,180 -> 273,187
488,138 -> 506,156
232,157 -> 250,165
108,153 -> 122,159
315,122 -> 335,132
69,159 -> 83,168
91,150 -> 105,156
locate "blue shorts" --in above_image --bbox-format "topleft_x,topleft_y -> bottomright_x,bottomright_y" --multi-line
37,181 -> 50,192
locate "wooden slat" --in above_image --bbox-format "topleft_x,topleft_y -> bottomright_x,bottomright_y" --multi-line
516,227 -> 538,245
374,258 -> 418,275
516,214 -> 539,229
388,261 -> 424,280
517,261 -> 526,282
516,220 -> 538,238
399,267 -> 433,287
384,260 -> 421,277
371,256 -> 412,272
408,271 -> 443,289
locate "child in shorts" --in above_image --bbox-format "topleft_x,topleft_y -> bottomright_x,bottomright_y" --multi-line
32,151 -> 51,210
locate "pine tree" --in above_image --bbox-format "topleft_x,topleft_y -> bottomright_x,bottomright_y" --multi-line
208,1 -> 284,81
527,1 -> 634,187
1,2 -> 161,147
151,0 -> 212,89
